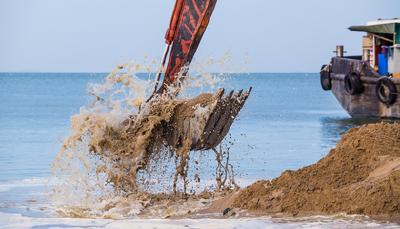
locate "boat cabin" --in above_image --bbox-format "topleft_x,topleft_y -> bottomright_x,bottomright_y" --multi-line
349,18 -> 400,77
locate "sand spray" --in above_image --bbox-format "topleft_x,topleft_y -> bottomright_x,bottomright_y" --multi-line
50,56 -> 243,218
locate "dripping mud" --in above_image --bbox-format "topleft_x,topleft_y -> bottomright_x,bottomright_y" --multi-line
51,64 -> 238,219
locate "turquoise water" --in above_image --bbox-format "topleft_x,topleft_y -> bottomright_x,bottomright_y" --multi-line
0,73 -> 396,228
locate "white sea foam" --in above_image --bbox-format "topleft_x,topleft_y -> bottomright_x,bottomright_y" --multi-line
0,178 -> 48,193
0,212 -> 398,229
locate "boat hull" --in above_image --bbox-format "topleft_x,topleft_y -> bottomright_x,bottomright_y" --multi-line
328,57 -> 400,118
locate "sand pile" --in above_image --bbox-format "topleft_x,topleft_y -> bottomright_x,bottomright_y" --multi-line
232,123 -> 400,219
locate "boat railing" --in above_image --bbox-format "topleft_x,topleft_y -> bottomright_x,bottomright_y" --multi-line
331,57 -> 378,77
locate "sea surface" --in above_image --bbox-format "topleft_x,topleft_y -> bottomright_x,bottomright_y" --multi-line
0,73 -> 398,228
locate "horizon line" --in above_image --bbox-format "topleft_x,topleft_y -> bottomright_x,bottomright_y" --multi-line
0,71 -> 318,74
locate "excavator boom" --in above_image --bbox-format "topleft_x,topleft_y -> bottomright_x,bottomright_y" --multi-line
158,0 -> 217,92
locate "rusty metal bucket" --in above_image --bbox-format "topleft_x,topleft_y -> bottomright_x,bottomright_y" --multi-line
164,87 -> 252,151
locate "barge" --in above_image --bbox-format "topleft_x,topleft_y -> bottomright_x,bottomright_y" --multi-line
321,19 -> 400,118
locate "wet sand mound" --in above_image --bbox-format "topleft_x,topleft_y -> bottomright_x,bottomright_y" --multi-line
232,123 -> 400,219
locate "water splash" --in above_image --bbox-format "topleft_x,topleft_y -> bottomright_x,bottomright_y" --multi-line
50,57 -> 240,218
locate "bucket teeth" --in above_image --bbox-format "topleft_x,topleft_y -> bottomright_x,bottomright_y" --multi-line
216,88 -> 225,98
165,87 -> 251,151
193,87 -> 252,150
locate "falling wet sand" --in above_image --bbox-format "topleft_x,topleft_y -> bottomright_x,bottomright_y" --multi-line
51,64 -> 237,218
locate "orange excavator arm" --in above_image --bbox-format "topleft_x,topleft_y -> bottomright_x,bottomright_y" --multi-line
154,0 -> 218,94
165,0 -> 185,45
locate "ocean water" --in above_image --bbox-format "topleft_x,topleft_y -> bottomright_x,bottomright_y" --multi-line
0,72 -> 397,228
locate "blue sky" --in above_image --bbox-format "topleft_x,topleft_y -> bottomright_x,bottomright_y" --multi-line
0,0 -> 399,73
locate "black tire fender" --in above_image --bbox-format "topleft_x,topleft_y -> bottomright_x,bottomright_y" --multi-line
376,77 -> 397,106
320,64 -> 332,91
344,72 -> 364,95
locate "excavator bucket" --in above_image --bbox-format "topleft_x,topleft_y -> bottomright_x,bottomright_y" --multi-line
164,87 -> 252,151
148,0 -> 252,151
